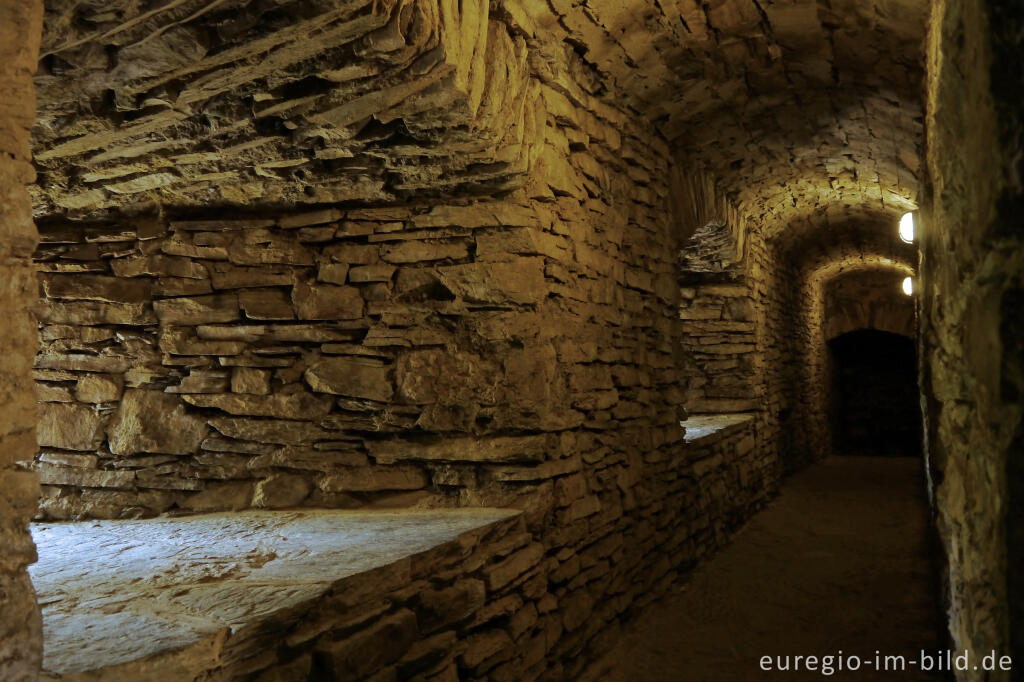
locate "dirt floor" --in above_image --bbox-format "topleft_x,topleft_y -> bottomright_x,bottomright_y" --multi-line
598,456 -> 948,681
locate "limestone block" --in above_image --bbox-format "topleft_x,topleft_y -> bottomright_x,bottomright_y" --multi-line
232,368 -> 272,395
154,277 -> 213,297
37,403 -> 104,451
160,328 -> 247,356
396,349 -> 501,404
318,467 -> 428,492
228,231 -> 314,266
292,281 -> 364,320
239,289 -> 296,320
107,389 -> 209,455
416,579 -> 486,633
252,474 -> 312,508
111,254 -> 208,279
38,452 -> 98,468
75,374 -> 124,403
37,466 -> 135,489
36,353 -> 132,373
380,241 -> 470,263
348,264 -> 397,283
436,258 -> 547,305
411,203 -> 536,229
209,264 -> 297,289
460,629 -> 514,669
297,226 -> 337,243
304,357 -> 393,402
323,243 -> 379,264
208,417 -> 333,446
153,294 -> 240,325
370,435 -> 552,465
476,229 -> 568,259
38,300 -> 157,326
180,481 -> 255,512
315,609 -> 418,679
278,208 -> 343,229
165,370 -> 231,394
41,273 -> 152,303
316,263 -> 350,285
183,391 -> 333,419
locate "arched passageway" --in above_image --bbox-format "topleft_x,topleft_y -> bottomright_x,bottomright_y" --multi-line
0,0 -> 1020,678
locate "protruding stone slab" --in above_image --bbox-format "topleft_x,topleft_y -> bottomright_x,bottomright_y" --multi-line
30,509 -> 519,679
304,357 -> 393,402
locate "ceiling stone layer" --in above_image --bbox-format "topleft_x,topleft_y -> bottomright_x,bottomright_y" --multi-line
32,0 -> 543,217
31,0 -> 927,235
535,0 -> 925,232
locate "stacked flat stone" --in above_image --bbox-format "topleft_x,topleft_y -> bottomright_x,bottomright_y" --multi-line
32,0 -> 543,217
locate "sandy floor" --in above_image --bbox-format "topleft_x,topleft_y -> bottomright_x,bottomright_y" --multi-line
600,456 -> 948,681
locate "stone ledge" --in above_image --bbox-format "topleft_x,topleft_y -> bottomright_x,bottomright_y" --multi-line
30,508 -> 520,680
681,413 -> 755,445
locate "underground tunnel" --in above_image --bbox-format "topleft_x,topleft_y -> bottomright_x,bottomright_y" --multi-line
0,0 -> 1021,680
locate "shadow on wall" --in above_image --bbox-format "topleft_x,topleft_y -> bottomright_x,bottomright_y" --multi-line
828,329 -> 922,458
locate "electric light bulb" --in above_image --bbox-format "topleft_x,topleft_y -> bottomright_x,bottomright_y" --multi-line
902,276 -> 914,296
899,212 -> 915,243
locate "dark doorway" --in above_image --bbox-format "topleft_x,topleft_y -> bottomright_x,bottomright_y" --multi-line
829,329 -> 922,457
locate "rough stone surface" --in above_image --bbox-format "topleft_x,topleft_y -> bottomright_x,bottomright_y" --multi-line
107,389 -> 209,456
17,0 -> 1015,677
36,403 -> 103,451
0,1 -> 44,679
30,0 -> 544,217
29,509 -> 518,679
920,0 -> 1024,673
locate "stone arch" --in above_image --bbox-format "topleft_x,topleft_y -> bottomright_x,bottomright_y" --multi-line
823,267 -> 916,341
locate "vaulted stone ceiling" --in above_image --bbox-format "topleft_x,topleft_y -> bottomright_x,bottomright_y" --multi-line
536,0 -> 926,234
31,0 -> 927,235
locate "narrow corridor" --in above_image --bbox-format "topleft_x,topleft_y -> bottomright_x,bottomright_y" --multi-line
600,457 -> 946,681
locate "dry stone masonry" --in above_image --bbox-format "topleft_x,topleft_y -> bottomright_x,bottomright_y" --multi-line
23,2 -> 785,676
0,0 -> 1017,678
33,0 -> 544,216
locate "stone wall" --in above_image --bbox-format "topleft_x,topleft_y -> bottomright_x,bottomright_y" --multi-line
27,20 -> 784,678
678,281 -> 758,415
28,179 -> 782,682
675,182 -> 761,417
230,417 -> 771,682
31,15 -> 695,519
0,0 -> 43,679
921,0 -> 1024,673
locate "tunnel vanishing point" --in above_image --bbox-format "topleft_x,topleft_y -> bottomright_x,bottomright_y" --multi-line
0,0 -> 1022,680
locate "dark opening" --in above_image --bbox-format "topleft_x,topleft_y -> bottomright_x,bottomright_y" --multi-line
828,329 -> 922,457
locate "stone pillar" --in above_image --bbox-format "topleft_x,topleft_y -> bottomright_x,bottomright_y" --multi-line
921,0 -> 1024,675
0,1 -> 43,679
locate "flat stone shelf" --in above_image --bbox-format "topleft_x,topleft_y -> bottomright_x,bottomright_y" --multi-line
30,508 -> 519,680
681,413 -> 755,444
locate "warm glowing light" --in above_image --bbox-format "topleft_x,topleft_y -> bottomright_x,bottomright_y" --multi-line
902,276 -> 914,296
899,212 -> 915,243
